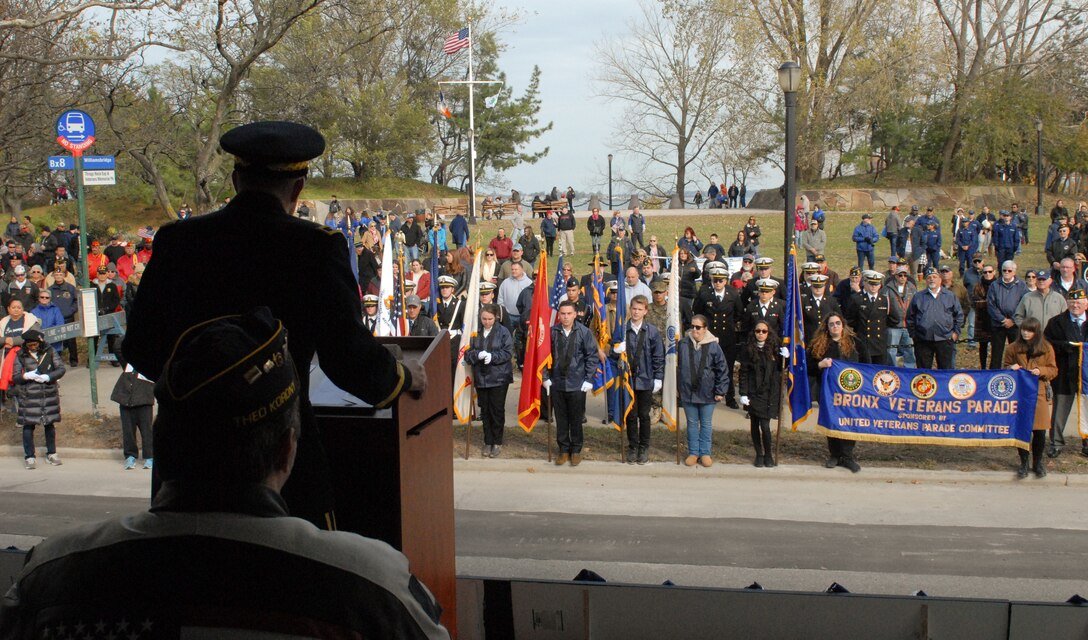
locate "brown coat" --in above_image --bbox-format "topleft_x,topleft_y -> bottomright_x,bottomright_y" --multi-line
1002,341 -> 1058,430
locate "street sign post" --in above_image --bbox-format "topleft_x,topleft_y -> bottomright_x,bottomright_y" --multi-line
55,109 -> 99,414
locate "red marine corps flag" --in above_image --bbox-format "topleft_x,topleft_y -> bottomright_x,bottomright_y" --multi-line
517,251 -> 551,433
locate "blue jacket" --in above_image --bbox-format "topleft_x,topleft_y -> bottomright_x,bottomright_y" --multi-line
676,333 -> 727,404
906,287 -> 964,341
923,228 -> 941,251
609,321 -> 665,391
986,278 -> 1028,325
48,281 -> 79,319
544,322 -> 598,392
955,221 -> 979,253
992,221 -> 1019,251
34,302 -> 65,351
540,217 -> 557,238
464,323 -> 514,389
896,225 -> 925,261
852,223 -> 879,252
449,214 -> 469,245
427,227 -> 448,252
677,237 -> 703,255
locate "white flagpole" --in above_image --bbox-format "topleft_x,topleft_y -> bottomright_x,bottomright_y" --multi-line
466,18 -> 477,224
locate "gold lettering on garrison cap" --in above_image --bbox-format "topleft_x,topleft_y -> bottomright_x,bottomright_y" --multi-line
155,308 -> 299,428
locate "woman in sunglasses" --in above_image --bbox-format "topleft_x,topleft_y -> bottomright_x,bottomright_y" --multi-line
677,314 -> 728,467
808,312 -> 868,472
739,321 -> 783,467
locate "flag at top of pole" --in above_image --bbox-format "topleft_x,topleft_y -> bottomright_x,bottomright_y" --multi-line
785,245 -> 813,429
443,27 -> 470,55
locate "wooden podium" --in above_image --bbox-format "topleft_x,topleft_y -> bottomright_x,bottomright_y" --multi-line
311,333 -> 457,636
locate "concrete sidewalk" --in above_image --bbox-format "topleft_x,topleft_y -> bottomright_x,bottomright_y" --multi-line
57,363 -> 122,418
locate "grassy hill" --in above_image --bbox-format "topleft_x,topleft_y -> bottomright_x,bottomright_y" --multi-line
16,177 -> 462,241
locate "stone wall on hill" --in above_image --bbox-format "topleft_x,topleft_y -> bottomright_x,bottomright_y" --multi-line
297,197 -> 477,221
748,186 -> 1040,212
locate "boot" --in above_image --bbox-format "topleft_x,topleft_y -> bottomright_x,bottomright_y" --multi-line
754,453 -> 764,468
1016,451 -> 1029,480
763,453 -> 776,468
1033,459 -> 1047,478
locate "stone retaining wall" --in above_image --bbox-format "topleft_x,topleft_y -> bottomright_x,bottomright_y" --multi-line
299,197 -> 477,220
748,186 -> 1040,212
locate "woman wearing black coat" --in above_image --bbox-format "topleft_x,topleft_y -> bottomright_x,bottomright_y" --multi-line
739,321 -> 783,467
728,230 -> 751,258
464,304 -> 514,458
807,312 -> 869,472
676,247 -> 700,329
12,329 -> 65,469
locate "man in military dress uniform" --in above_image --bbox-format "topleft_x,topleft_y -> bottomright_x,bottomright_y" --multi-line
124,121 -> 424,530
645,279 -> 670,422
562,277 -> 593,326
798,261 -> 820,297
847,271 -> 891,365
744,279 -> 786,338
362,294 -> 379,333
800,274 -> 841,343
478,281 -> 510,332
693,266 -> 741,408
742,257 -> 785,307
434,276 -> 465,336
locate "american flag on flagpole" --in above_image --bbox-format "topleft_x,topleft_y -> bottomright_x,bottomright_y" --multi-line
548,255 -> 566,324
443,27 -> 470,55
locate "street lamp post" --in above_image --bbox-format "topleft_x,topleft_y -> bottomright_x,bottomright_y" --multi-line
778,61 -> 801,261
1036,118 -> 1044,216
608,153 -> 614,209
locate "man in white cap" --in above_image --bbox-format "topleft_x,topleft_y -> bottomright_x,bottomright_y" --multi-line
846,271 -> 891,365
800,273 -> 840,341
743,278 -> 785,338
362,294 -> 379,333
742,256 -> 784,307
434,276 -> 465,336
693,265 -> 741,408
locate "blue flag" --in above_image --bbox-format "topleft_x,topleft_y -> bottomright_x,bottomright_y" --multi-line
785,246 -> 812,428
609,249 -> 634,432
590,256 -> 615,393
429,240 -> 440,316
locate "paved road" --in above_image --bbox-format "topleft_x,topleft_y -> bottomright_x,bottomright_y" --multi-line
2,458 -> 1086,602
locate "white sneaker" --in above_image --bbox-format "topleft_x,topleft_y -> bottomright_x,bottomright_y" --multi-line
24,457 -> 35,470
46,453 -> 62,466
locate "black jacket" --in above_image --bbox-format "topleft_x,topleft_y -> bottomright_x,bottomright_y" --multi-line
739,342 -> 781,419
692,285 -> 741,345
544,322 -> 598,392
1044,312 -> 1088,395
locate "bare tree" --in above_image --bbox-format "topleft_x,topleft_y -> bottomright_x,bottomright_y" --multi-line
596,0 -> 732,204
931,0 -> 1088,182
167,0 -> 329,211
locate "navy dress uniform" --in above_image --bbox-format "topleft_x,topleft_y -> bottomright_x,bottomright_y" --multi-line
798,262 -> 820,297
744,279 -> 786,337
847,271 -> 891,365
692,266 -> 742,407
800,274 -> 841,344
742,257 -> 785,307
124,121 -> 416,530
478,282 -> 510,332
362,294 -> 380,333
434,276 -> 466,336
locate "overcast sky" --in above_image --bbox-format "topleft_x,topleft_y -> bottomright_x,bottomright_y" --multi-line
483,0 -> 778,201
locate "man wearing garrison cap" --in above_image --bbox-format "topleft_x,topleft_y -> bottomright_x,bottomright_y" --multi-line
124,121 -> 425,530
0,309 -> 449,639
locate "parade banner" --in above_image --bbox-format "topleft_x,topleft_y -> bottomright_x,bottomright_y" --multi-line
817,361 -> 1036,450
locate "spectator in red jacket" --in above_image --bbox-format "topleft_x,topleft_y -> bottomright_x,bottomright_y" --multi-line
489,227 -> 513,262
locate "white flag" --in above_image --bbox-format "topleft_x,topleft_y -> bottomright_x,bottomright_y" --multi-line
453,249 -> 484,423
484,94 -> 499,109
662,248 -> 680,431
377,231 -> 398,337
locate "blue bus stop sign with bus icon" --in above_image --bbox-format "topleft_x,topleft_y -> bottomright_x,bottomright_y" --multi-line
55,110 -> 96,155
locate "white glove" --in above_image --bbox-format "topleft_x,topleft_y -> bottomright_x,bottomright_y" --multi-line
653,379 -> 663,394
613,341 -> 626,354
580,381 -> 594,393
481,352 -> 492,365
740,395 -> 750,407
543,379 -> 552,393
779,346 -> 789,359
39,374 -> 49,383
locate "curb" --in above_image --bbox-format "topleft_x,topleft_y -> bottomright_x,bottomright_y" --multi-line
453,457 -> 1088,486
